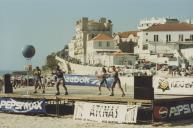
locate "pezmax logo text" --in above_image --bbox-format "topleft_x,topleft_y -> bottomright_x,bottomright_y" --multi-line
0,98 -> 46,113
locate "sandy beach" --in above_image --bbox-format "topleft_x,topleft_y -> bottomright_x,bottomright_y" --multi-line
0,113 -> 144,128
0,86 -> 193,128
1,112 -> 193,128
0,113 -> 143,128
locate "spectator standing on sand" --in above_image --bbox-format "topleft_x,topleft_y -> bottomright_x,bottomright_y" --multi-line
108,66 -> 125,97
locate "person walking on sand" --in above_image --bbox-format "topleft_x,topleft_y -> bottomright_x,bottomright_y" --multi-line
96,67 -> 110,95
54,65 -> 68,95
33,66 -> 45,94
108,66 -> 125,97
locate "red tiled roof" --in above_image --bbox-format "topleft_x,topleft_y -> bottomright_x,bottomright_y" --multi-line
92,33 -> 113,40
143,23 -> 193,31
118,31 -> 138,38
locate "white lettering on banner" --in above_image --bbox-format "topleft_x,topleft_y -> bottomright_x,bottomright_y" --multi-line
0,99 -> 43,113
64,76 -> 90,83
169,104 -> 193,117
91,80 -> 100,85
191,104 -> 193,111
73,102 -> 139,124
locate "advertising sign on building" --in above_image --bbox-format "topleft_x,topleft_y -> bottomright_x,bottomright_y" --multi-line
73,102 -> 139,123
153,76 -> 193,95
0,98 -> 47,114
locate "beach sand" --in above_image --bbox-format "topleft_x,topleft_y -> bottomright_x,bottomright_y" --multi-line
0,113 -> 166,128
0,113 -> 143,128
0,86 -> 193,128
1,113 -> 193,128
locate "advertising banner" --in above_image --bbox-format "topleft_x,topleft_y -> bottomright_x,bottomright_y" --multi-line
153,76 -> 193,95
0,98 -> 47,114
154,100 -> 193,121
64,74 -> 113,87
74,102 -> 138,123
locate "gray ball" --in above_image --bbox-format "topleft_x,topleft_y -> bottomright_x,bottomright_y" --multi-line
22,45 -> 35,58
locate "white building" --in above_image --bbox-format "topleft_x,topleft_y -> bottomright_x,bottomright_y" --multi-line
87,33 -> 118,65
138,17 -> 179,30
185,19 -> 193,25
110,51 -> 137,66
136,23 -> 193,65
69,17 -> 113,63
68,39 -> 75,58
113,31 -> 138,53
114,31 -> 138,43
86,33 -> 137,66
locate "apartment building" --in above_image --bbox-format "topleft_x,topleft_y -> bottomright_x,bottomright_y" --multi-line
69,17 -> 113,63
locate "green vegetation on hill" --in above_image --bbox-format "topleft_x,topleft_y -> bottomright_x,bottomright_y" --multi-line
42,45 -> 68,71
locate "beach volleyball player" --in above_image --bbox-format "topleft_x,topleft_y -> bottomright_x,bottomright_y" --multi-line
33,66 -> 45,94
96,67 -> 111,95
108,66 -> 125,97
54,65 -> 68,95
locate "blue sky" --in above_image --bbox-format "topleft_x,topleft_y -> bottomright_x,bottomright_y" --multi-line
0,0 -> 193,70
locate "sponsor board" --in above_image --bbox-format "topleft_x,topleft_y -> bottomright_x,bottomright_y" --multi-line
0,98 -> 47,114
73,102 -> 138,123
64,74 -> 113,86
154,100 -> 193,121
153,76 -> 193,95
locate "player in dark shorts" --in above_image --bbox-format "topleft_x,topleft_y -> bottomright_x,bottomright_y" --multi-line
54,65 -> 68,95
108,66 -> 125,97
33,66 -> 45,94
96,67 -> 110,95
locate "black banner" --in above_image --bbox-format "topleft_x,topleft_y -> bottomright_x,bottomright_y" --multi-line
154,99 -> 193,121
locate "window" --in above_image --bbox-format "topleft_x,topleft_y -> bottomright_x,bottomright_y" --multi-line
92,34 -> 95,38
99,41 -> 102,47
146,33 -> 148,36
143,44 -> 148,50
179,34 -> 184,41
154,35 -> 159,42
146,39 -> 148,42
107,41 -> 110,47
190,35 -> 193,41
166,34 -> 171,42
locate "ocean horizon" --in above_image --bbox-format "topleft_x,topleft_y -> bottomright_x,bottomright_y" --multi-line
0,70 -> 13,76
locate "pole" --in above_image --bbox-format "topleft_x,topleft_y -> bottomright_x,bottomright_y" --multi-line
26,58 -> 32,95
155,42 -> 157,75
